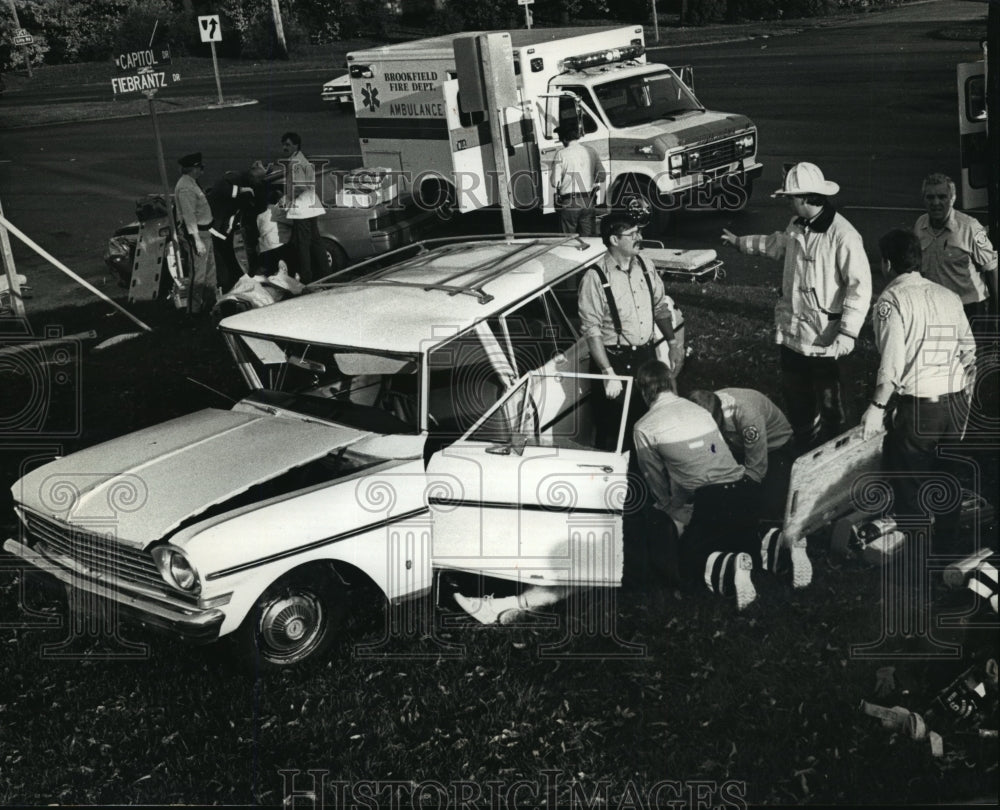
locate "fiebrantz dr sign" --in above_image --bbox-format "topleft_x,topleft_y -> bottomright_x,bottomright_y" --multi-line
111,47 -> 180,95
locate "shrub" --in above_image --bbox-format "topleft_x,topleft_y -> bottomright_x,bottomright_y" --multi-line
112,1 -> 191,60
15,0 -> 133,64
684,0 -> 726,25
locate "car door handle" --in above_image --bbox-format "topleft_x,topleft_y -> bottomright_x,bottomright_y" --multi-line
578,463 -> 614,474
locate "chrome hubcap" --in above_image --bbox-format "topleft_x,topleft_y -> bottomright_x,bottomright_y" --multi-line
257,590 -> 324,663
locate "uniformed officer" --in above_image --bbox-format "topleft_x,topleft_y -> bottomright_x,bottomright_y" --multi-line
914,172 -> 997,337
550,122 -> 606,236
862,229 -> 977,552
686,387 -> 794,522
721,162 -> 872,449
173,152 -> 217,314
578,212 -> 684,451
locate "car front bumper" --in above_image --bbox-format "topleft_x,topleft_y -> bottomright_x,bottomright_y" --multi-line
4,538 -> 225,643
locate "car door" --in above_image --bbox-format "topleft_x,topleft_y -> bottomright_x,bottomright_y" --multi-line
426,371 -> 630,587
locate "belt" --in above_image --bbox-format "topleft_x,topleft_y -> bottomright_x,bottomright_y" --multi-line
604,340 -> 654,354
196,223 -> 213,232
700,476 -> 753,494
896,391 -> 965,404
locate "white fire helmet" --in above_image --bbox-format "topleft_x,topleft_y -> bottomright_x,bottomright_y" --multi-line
772,162 -> 840,197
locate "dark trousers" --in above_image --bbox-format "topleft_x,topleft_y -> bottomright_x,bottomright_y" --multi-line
760,444 -> 796,523
557,193 -> 597,237
211,234 -> 243,294
779,346 -> 846,448
679,477 -> 761,583
590,342 -> 657,452
882,392 -> 969,552
290,217 -> 325,284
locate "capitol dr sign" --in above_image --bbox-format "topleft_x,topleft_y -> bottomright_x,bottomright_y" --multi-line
112,46 -> 180,95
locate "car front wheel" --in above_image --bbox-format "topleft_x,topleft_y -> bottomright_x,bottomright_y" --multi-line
234,567 -> 346,672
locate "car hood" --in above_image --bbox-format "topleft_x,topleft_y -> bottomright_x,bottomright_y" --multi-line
13,408 -> 371,548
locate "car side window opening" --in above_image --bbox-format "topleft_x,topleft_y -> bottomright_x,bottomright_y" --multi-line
426,320 -> 514,438
501,289 -> 578,376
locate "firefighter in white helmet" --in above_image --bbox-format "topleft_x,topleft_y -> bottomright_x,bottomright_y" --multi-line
720,162 -> 872,449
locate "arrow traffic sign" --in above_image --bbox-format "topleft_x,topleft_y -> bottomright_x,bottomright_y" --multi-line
198,15 -> 222,43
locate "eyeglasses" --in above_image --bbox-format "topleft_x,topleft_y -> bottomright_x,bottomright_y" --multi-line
616,228 -> 642,239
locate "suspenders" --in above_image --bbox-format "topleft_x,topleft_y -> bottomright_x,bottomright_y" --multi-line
592,258 -> 657,348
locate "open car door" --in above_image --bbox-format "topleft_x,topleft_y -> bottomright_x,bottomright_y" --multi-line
426,371 -> 630,587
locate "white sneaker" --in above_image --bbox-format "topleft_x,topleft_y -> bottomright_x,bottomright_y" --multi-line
782,533 -> 813,589
732,552 -> 757,612
453,593 -> 520,625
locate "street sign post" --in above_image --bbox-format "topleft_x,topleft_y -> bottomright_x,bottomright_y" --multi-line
198,14 -> 225,104
517,0 -> 533,29
12,28 -> 32,46
112,46 -> 181,247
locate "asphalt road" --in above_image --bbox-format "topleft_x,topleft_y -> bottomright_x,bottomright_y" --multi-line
0,0 -> 988,312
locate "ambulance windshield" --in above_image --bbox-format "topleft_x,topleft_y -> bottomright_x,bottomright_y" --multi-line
593,69 -> 703,128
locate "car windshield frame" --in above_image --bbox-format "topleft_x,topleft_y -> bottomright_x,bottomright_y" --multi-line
223,330 -> 423,435
592,68 -> 702,129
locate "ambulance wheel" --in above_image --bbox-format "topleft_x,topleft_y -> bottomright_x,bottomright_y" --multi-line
611,178 -> 671,238
321,239 -> 348,277
416,179 -> 456,221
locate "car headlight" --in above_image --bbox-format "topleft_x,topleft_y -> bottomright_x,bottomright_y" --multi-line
151,546 -> 202,594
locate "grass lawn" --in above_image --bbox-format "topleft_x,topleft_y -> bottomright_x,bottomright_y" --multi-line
0,273 -> 996,805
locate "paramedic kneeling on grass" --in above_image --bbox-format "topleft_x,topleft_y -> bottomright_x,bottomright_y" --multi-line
633,361 -> 764,610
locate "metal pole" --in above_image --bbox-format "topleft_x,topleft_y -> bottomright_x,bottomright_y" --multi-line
0,195 -> 27,318
524,4 -> 531,30
988,3 -> 999,247
6,0 -> 32,77
210,40 -> 224,104
480,36 -> 515,237
0,214 -> 153,332
147,92 -> 178,241
652,0 -> 659,43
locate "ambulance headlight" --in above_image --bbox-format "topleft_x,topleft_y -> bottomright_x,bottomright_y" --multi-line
668,153 -> 684,178
736,133 -> 756,155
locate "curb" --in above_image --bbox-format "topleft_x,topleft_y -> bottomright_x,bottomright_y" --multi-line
0,96 -> 260,130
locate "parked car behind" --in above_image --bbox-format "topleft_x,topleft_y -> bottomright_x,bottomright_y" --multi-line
321,73 -> 352,109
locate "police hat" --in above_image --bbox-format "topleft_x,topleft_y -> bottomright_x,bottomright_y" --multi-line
178,152 -> 203,168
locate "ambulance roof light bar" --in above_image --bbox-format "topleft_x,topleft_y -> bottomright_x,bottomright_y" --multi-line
561,42 -> 644,72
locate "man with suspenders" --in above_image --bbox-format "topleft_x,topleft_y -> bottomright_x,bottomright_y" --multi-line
578,212 -> 684,451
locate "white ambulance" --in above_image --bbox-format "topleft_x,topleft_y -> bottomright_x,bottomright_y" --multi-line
347,26 -> 762,231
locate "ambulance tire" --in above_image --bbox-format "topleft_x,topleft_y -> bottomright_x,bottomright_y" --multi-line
321,239 -> 348,276
416,179 -> 456,222
611,178 -> 671,238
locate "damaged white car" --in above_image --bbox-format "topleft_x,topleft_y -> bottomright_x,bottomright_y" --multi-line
6,235 -> 680,670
